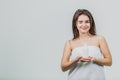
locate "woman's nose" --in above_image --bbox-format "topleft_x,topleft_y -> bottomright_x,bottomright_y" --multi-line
82,22 -> 86,26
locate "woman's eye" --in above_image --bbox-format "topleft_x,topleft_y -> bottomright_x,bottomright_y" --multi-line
79,21 -> 83,23
86,20 -> 90,23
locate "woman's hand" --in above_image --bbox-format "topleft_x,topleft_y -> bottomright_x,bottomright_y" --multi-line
75,56 -> 82,62
78,56 -> 95,62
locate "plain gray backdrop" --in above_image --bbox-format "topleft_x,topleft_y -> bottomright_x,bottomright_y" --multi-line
0,0 -> 120,80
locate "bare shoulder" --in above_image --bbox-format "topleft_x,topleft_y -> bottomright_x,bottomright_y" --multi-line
95,35 -> 109,48
64,40 -> 71,47
65,38 -> 78,49
65,39 -> 73,44
64,39 -> 73,50
95,35 -> 106,41
67,38 -> 77,44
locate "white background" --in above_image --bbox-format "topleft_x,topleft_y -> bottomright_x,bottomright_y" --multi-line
0,0 -> 120,80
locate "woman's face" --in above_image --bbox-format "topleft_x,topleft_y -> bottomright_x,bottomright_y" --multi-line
76,14 -> 90,33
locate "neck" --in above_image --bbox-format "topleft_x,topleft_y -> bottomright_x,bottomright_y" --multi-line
79,33 -> 91,39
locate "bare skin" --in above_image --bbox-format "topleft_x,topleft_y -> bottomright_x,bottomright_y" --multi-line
61,15 -> 112,72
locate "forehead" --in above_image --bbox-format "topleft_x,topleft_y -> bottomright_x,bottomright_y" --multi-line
77,14 -> 89,21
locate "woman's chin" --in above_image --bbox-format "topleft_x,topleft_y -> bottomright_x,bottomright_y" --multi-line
80,32 -> 88,34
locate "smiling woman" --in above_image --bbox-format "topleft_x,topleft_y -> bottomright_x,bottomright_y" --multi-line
61,9 -> 112,80
77,14 -> 90,33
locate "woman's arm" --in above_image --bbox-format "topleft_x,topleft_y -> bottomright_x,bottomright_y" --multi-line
61,40 -> 80,72
94,36 -> 112,66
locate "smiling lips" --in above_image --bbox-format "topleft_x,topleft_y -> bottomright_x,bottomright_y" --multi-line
80,27 -> 88,30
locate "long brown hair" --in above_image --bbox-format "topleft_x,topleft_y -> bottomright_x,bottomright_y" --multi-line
72,9 -> 96,39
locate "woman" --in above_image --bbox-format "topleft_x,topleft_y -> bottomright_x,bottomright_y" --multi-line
61,9 -> 112,80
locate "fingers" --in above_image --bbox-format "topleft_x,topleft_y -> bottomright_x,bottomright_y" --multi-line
79,56 -> 95,62
79,58 -> 91,62
90,57 -> 95,62
75,56 -> 95,62
75,56 -> 82,62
